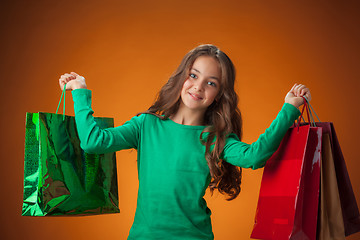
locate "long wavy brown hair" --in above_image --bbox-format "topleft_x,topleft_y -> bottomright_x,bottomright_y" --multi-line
140,44 -> 243,200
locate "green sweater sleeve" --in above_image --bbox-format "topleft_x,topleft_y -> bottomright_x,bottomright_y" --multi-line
222,103 -> 301,170
72,89 -> 143,154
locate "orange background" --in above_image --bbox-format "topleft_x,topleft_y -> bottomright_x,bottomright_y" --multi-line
1,0 -> 359,239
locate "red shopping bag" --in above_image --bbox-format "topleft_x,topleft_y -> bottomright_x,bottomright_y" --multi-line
251,103 -> 322,240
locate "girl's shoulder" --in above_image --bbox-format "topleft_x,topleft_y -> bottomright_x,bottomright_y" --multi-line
135,112 -> 160,122
126,113 -> 162,126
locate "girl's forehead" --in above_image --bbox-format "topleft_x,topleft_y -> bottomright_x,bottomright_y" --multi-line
191,56 -> 221,78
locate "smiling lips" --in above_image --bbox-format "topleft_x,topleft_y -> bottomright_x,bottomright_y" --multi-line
188,92 -> 203,100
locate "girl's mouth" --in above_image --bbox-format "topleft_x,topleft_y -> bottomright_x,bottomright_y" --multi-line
189,92 -> 203,100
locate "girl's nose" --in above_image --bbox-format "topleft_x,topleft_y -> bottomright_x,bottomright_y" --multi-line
194,79 -> 204,91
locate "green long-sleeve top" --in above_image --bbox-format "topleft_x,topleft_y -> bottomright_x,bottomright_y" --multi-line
72,89 -> 301,240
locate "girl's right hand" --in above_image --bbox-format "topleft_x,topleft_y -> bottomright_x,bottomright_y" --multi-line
59,72 -> 87,91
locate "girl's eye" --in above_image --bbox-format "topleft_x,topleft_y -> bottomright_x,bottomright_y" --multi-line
190,73 -> 197,79
207,81 -> 217,87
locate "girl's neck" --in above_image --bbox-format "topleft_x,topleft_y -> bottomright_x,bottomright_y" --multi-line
170,104 -> 205,126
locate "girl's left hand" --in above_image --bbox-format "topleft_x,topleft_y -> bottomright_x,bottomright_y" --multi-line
285,84 -> 311,108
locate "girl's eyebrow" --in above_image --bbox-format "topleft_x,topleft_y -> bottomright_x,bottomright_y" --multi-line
191,68 -> 220,81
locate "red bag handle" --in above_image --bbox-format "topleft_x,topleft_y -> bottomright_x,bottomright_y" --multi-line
295,96 -> 312,130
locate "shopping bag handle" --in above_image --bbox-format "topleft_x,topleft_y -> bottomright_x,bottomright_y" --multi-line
298,97 -> 311,126
296,96 -> 321,128
303,96 -> 321,123
56,83 -> 66,120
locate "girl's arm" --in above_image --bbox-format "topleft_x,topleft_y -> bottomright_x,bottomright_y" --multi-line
221,84 -> 310,169
59,72 -> 143,154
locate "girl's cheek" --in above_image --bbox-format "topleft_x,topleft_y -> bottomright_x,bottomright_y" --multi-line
183,79 -> 192,89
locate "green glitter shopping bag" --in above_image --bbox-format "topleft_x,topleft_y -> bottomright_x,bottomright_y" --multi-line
22,86 -> 120,216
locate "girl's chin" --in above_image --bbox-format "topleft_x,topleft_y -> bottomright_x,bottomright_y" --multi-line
181,102 -> 209,112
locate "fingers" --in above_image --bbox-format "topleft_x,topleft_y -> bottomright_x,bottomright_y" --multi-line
70,72 -> 80,77
60,73 -> 76,82
59,72 -> 87,91
290,83 -> 297,93
291,83 -> 311,100
59,72 -> 81,85
59,72 -> 76,90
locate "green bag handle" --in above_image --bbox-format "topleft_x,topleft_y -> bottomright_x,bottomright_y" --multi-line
56,84 -> 67,120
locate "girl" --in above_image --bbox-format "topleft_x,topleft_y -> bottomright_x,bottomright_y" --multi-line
59,44 -> 311,240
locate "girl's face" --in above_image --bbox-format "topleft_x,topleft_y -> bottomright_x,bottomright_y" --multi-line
180,56 -> 221,114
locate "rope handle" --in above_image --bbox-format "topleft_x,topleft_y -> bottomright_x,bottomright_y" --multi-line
303,96 -> 321,123
296,97 -> 310,130
300,97 -> 311,123
296,96 -> 321,128
56,83 -> 66,120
